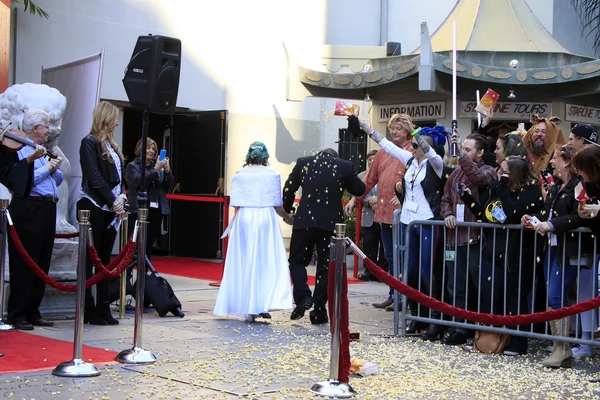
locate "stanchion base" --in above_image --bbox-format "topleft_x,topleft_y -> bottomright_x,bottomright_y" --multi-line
52,359 -> 101,377
310,380 -> 356,398
0,321 -> 14,331
115,347 -> 157,364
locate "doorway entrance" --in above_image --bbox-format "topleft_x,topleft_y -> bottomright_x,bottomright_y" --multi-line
122,108 -> 227,259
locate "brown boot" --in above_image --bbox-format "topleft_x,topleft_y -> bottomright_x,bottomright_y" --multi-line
541,316 -> 572,368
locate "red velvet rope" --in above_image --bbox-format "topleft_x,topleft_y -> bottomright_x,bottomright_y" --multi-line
55,232 -> 79,239
363,257 -> 600,326
327,261 -> 350,383
8,225 -> 136,292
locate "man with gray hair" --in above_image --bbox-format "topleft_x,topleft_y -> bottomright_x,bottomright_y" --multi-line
7,109 -> 63,330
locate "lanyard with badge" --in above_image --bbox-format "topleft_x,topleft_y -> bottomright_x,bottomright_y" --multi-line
404,161 -> 425,213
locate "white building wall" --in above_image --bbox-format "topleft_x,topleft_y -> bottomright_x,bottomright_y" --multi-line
6,0 -> 586,239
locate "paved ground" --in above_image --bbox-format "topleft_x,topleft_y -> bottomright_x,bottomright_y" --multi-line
2,259 -> 600,399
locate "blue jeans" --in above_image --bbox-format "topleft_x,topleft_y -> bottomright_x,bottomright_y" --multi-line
401,222 -> 434,284
380,223 -> 394,298
545,247 -> 580,310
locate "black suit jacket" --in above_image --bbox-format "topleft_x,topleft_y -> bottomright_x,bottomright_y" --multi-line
79,135 -> 124,208
283,152 -> 365,231
0,148 -> 33,197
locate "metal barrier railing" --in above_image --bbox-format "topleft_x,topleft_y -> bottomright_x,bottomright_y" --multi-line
391,211 -> 599,347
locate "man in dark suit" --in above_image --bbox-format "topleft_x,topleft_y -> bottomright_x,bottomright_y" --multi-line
283,148 -> 365,324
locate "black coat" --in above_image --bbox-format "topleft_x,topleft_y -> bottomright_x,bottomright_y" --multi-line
283,152 -> 365,232
0,148 -> 33,197
533,176 -> 594,265
463,177 -> 544,267
125,158 -> 175,214
580,182 -> 600,238
79,135 -> 124,208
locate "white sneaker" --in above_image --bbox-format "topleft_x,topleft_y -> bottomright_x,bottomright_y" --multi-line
572,345 -> 593,358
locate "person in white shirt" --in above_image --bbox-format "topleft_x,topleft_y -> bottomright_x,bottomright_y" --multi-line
359,118 -> 447,339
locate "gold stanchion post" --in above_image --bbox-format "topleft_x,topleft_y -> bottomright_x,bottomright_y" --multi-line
119,214 -> 129,319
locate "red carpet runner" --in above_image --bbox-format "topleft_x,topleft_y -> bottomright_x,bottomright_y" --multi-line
0,331 -> 118,374
150,257 -> 365,285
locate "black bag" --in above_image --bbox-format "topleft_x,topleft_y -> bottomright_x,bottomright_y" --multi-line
144,262 -> 184,318
107,276 -> 135,304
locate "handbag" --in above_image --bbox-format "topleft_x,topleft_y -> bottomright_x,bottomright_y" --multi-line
471,330 -> 511,354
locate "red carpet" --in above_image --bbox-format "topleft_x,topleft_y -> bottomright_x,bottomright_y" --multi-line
0,331 -> 118,374
150,257 -> 364,284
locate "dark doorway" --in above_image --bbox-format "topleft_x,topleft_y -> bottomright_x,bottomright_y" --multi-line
338,128 -> 367,173
121,109 -> 227,259
169,111 -> 227,259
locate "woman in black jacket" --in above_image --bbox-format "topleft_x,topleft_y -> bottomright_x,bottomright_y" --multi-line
462,156 -> 543,355
125,138 -> 174,259
573,145 -> 600,359
522,145 -> 592,367
77,101 -> 127,325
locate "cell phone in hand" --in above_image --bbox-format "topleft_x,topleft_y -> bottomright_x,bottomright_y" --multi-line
456,183 -> 465,196
529,216 -> 542,227
159,149 -> 167,161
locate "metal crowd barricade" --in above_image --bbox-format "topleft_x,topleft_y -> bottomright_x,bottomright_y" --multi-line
393,218 -> 599,347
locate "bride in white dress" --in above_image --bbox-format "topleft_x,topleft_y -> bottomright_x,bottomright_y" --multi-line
213,141 -> 294,322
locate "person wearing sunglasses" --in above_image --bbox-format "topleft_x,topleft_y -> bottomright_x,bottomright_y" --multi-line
359,118 -> 446,339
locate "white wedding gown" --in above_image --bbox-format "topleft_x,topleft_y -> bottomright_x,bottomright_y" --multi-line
213,165 -> 293,317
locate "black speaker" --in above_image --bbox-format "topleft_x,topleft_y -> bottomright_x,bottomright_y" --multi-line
123,34 -> 181,114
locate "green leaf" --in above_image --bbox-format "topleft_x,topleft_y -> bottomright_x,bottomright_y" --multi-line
12,0 -> 49,18
570,0 -> 600,53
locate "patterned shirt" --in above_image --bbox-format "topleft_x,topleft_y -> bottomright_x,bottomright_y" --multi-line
440,155 -> 497,246
357,141 -> 412,225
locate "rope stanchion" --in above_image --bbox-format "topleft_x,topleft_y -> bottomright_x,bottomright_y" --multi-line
55,232 -> 79,239
116,208 -> 157,364
360,249 -> 600,326
310,223 -> 355,398
52,209 -> 100,377
0,199 -> 14,333
8,224 -> 136,292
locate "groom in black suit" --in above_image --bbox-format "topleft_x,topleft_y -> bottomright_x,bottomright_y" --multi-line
283,148 -> 365,324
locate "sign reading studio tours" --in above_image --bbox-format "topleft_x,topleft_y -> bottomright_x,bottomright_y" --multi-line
460,102 -> 551,119
378,102 -> 445,122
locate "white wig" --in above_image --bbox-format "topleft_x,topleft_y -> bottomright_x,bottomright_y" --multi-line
0,83 -> 67,145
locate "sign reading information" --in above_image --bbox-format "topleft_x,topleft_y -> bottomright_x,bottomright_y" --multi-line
460,102 -> 551,119
378,102 -> 445,122
565,104 -> 600,125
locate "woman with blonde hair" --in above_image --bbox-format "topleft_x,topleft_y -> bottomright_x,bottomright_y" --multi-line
77,101 -> 127,325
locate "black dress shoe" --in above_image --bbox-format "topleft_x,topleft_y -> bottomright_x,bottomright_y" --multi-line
420,324 -> 445,341
309,310 -> 329,325
290,298 -> 313,320
258,313 -> 272,319
443,329 -> 469,345
12,320 -> 34,330
96,303 -> 119,325
28,318 -> 54,327
372,298 -> 393,308
358,272 -> 379,282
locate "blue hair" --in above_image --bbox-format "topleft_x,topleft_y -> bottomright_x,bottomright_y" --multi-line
419,125 -> 448,147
